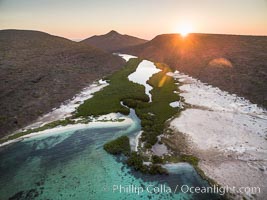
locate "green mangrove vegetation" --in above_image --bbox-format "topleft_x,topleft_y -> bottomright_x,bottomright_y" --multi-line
86,58 -> 182,175
1,56 -> 198,177
127,152 -> 168,175
103,136 -> 168,175
76,59 -> 180,149
75,58 -> 149,117
151,155 -> 164,164
134,62 -> 179,148
103,136 -> 131,156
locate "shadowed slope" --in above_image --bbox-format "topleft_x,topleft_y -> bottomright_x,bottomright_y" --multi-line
80,30 -> 147,52
122,33 -> 267,108
0,29 -> 125,137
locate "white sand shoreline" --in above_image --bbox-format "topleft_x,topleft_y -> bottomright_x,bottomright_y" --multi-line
23,80 -> 108,131
0,113 -> 133,148
0,79 -> 110,147
134,131 -> 142,151
1,54 -> 140,147
169,71 -> 267,200
2,53 -> 265,200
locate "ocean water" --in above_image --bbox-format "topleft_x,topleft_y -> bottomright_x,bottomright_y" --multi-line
0,110 -> 221,200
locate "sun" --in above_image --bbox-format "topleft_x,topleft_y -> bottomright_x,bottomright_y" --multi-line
177,23 -> 193,37
180,28 -> 190,37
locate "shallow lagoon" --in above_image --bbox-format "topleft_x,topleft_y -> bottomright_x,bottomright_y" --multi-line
0,56 -> 222,199
0,109 -> 220,200
128,60 -> 161,102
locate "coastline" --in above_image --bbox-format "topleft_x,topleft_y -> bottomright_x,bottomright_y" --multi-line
20,80 -> 109,131
168,71 -> 267,200
0,113 -> 133,148
0,79 -> 109,147
2,54 -> 265,199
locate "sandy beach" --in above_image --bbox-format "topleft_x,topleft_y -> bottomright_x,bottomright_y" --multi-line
169,71 -> 267,200
22,80 -> 108,131
0,111 -> 133,148
0,79 -> 122,147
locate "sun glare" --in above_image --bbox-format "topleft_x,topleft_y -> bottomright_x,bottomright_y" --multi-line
178,23 -> 193,37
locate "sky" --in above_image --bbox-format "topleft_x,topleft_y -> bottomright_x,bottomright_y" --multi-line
0,0 -> 267,40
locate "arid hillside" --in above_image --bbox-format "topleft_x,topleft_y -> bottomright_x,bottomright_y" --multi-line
122,33 -> 267,108
0,29 -> 125,137
81,30 -> 147,52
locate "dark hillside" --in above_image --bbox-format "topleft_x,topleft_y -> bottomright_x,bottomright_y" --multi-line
122,33 -> 267,108
81,30 -> 147,52
0,29 -> 125,137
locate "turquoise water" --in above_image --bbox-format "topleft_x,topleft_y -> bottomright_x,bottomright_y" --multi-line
0,110 -> 221,200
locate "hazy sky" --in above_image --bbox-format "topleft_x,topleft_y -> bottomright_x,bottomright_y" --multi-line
0,0 -> 267,40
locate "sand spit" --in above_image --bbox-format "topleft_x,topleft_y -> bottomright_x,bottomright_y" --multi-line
0,112 -> 132,147
22,80 -> 108,131
0,80 -> 110,147
169,71 -> 267,200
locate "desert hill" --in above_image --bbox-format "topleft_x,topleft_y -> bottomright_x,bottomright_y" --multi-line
80,30 -> 147,52
0,29 -> 125,137
122,33 -> 267,108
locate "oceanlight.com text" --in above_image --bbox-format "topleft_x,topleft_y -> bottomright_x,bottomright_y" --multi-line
110,184 -> 261,196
